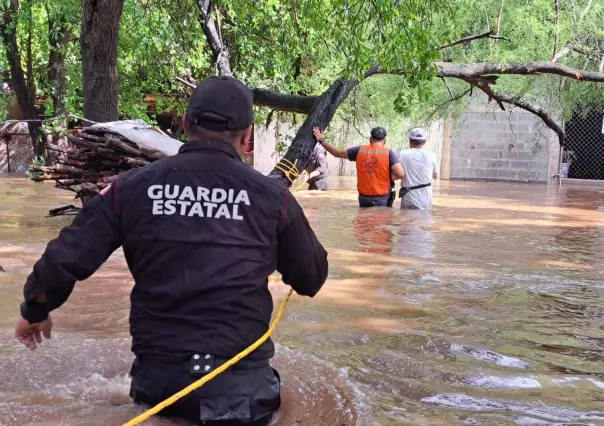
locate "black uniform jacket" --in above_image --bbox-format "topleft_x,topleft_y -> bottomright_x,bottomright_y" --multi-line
22,139 -> 328,361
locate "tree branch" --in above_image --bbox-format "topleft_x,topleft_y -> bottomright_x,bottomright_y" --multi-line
175,77 -> 319,115
551,45 -> 572,63
197,0 -> 231,76
551,43 -> 596,63
441,77 -> 454,99
289,0 -> 299,25
552,0 -> 560,60
369,60 -> 593,147
175,76 -> 196,89
26,3 -> 34,103
471,81 -> 565,146
251,88 -> 318,114
440,30 -> 511,49
47,12 -> 73,113
369,61 -> 604,82
434,61 -> 604,82
599,54 -> 604,73
579,0 -> 593,23
6,112 -> 97,125
422,88 -> 471,123
178,57 -> 604,118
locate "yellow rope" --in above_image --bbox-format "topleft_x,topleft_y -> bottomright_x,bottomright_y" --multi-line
274,158 -> 299,184
292,171 -> 308,192
122,288 -> 294,426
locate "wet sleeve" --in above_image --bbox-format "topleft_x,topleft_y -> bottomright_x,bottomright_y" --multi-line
389,150 -> 400,168
346,146 -> 360,162
277,191 -> 328,297
21,186 -> 123,321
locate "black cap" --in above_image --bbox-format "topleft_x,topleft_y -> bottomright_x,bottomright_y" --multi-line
370,127 -> 387,140
187,76 -> 253,132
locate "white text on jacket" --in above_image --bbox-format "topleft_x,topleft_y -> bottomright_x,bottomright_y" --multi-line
147,185 -> 250,220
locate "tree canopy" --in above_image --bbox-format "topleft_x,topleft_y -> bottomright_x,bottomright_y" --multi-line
2,0 -> 604,182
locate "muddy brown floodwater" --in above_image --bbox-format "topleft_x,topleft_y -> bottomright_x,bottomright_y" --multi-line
1,176 -> 604,426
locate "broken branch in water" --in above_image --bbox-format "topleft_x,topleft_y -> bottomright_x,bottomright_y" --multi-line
31,125 -> 165,215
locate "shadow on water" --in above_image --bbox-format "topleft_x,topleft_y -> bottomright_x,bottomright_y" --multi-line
2,177 -> 604,425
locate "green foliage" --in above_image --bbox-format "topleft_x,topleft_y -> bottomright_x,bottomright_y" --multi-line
0,93 -> 12,121
437,0 -> 604,118
117,0 -> 210,122
2,0 -> 603,140
26,154 -> 45,178
220,0 -> 448,96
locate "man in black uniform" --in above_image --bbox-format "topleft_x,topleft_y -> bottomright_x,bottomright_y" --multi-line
14,76 -> 329,425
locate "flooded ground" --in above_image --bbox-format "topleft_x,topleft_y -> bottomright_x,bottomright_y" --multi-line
1,176 -> 603,425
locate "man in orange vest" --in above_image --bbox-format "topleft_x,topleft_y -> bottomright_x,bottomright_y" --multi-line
313,126 -> 404,207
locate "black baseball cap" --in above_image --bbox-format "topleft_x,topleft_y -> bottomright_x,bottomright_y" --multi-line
187,76 -> 253,132
370,127 -> 387,140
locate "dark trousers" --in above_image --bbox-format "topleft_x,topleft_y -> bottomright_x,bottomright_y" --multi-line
129,356 -> 280,426
308,178 -> 328,191
358,194 -> 389,207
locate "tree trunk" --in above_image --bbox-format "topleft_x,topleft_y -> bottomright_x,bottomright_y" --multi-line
1,0 -> 43,155
268,78 -> 358,187
26,6 -> 35,106
48,14 -> 72,113
197,0 -> 232,76
81,0 -> 124,122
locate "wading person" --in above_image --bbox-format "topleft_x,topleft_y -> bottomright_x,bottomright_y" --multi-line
313,126 -> 404,207
305,144 -> 329,191
14,76 -> 328,426
399,128 -> 438,210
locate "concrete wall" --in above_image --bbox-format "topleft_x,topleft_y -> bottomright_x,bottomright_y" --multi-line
421,120 -> 444,175
252,99 -> 560,184
253,121 -> 296,174
448,94 -> 558,183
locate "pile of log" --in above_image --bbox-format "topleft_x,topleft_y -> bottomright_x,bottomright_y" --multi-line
30,121 -> 178,215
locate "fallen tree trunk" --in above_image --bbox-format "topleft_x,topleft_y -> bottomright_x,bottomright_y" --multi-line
267,78 -> 358,186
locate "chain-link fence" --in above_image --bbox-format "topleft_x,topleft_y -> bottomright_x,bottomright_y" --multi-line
561,108 -> 604,180
0,122 -> 34,174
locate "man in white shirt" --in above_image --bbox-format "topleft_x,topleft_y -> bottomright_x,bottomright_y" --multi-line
399,128 -> 438,209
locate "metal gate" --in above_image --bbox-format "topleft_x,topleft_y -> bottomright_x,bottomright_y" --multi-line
560,108 -> 604,180
0,121 -> 33,174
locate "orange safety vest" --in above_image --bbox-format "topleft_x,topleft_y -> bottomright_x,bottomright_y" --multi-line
356,145 -> 391,196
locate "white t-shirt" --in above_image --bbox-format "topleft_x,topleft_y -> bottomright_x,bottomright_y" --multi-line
399,148 -> 437,209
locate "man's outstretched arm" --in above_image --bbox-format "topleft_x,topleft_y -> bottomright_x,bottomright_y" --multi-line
313,127 -> 348,159
16,184 -> 123,350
